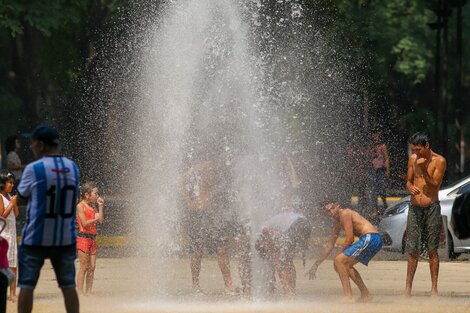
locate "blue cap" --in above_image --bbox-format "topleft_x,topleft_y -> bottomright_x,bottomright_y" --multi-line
31,124 -> 60,146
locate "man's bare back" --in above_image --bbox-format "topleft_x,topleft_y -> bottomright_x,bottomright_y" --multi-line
182,160 -> 216,211
339,209 -> 378,236
407,150 -> 446,207
309,202 -> 382,303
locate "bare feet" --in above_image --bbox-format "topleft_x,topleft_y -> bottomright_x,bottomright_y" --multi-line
358,294 -> 373,303
191,287 -> 205,298
339,296 -> 355,304
240,289 -> 252,301
8,295 -> 17,303
403,288 -> 412,298
282,287 -> 296,298
224,286 -> 240,296
241,285 -> 251,298
431,289 -> 439,298
282,290 -> 296,301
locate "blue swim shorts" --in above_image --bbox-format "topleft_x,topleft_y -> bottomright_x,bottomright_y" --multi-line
343,233 -> 383,266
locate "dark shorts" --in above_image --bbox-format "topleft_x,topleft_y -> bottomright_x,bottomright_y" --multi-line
232,217 -> 251,239
0,272 -> 7,313
343,233 -> 383,265
186,211 -> 232,254
18,244 -> 76,289
406,202 -> 442,254
277,218 -> 311,269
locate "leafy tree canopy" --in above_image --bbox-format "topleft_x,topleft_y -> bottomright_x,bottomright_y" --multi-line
0,0 -> 87,36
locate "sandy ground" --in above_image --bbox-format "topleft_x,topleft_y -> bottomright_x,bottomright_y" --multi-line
6,256 -> 470,313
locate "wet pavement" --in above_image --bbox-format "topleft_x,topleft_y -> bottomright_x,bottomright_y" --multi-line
15,256 -> 470,313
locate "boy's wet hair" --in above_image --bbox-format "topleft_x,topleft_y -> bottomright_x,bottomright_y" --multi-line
80,181 -> 97,199
408,132 -> 430,147
320,196 -> 338,209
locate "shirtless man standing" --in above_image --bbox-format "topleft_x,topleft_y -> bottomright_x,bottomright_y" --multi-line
405,132 -> 446,297
307,199 -> 382,303
182,159 -> 236,295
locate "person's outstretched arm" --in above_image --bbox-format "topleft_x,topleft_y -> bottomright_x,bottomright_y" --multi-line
307,222 -> 340,279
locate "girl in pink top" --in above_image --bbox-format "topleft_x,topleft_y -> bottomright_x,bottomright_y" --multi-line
369,132 -> 390,216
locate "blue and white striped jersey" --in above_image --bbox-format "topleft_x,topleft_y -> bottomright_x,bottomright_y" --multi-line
18,155 -> 80,247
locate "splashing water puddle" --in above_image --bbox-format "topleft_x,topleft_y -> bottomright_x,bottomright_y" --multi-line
25,258 -> 470,313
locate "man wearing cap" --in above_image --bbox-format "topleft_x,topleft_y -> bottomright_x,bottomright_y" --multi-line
17,125 -> 80,313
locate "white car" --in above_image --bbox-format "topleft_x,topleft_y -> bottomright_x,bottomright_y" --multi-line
379,175 -> 470,259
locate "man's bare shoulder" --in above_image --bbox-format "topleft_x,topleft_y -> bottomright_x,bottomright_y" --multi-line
339,208 -> 354,219
76,202 -> 84,210
432,152 -> 446,164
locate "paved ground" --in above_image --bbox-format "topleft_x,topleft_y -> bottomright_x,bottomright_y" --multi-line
7,255 -> 470,313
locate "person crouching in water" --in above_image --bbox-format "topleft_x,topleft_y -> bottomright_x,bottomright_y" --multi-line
76,182 -> 104,295
255,207 -> 311,296
307,199 -> 382,303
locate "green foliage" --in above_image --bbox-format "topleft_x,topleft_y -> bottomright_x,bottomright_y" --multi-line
0,0 -> 131,132
371,0 -> 435,84
391,36 -> 432,84
0,0 -> 468,174
0,2 -> 24,36
0,0 -> 87,37
0,89 -> 26,136
463,114 -> 470,142
399,108 -> 437,139
305,0 -> 436,87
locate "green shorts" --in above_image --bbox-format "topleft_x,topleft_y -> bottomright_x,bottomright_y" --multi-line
405,202 -> 442,254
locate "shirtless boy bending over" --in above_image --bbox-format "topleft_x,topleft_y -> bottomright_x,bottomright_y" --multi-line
308,199 -> 382,303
